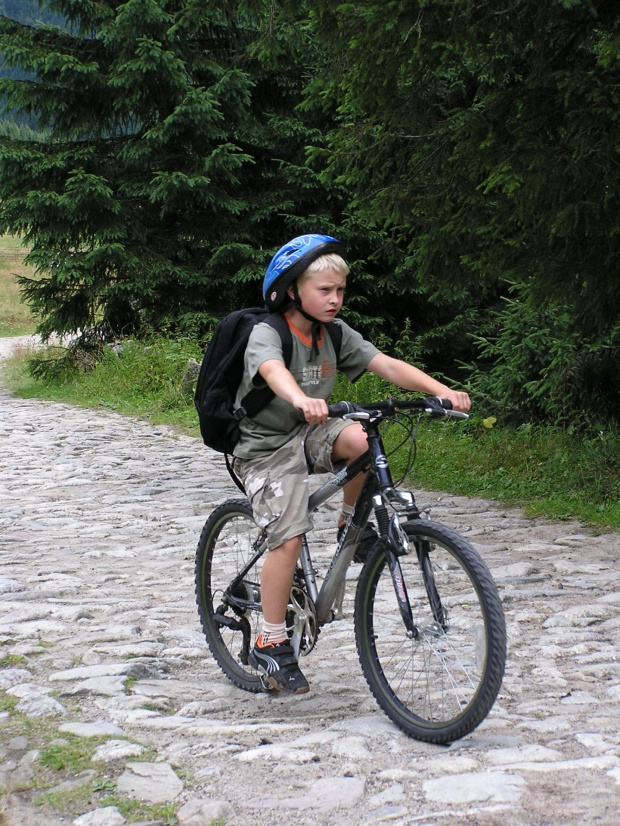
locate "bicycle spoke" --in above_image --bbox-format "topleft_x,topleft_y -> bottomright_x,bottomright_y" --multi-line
355,519 -> 505,743
195,500 -> 266,692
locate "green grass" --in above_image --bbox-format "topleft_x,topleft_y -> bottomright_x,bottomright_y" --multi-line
0,701 -> 174,822
335,371 -> 620,529
0,653 -> 28,667
0,234 -> 38,336
2,335 -> 619,530
0,694 -> 19,713
3,336 -> 203,434
409,418 -> 620,527
98,794 -> 178,824
39,738 -> 97,772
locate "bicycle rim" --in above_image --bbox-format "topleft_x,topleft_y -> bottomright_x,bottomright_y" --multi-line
355,519 -> 506,743
195,499 -> 266,692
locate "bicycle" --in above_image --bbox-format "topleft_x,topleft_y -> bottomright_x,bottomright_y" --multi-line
195,396 -> 507,744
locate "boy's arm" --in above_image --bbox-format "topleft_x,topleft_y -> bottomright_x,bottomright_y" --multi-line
258,359 -> 328,425
367,353 -> 471,412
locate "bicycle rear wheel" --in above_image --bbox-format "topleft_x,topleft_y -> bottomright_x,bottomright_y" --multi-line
355,519 -> 506,743
195,499 -> 266,692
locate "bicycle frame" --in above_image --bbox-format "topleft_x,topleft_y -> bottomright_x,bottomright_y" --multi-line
223,416 -> 423,631
300,421 -> 420,626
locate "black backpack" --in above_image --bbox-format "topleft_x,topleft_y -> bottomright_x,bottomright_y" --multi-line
194,307 -> 342,456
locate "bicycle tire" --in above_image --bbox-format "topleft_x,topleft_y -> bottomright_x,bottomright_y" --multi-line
195,499 -> 266,692
354,519 -> 506,744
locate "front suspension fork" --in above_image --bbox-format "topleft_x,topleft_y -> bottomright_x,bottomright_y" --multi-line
381,512 -> 419,639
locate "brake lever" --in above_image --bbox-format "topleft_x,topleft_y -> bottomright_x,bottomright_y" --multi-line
424,396 -> 469,420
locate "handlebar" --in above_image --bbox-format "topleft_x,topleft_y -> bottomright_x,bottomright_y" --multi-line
328,397 -> 468,420
297,397 -> 469,422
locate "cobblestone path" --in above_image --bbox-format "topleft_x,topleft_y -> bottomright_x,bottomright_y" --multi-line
1,337 -> 619,826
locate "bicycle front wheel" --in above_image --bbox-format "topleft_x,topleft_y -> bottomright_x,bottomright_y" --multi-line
195,499 -> 266,692
355,519 -> 506,743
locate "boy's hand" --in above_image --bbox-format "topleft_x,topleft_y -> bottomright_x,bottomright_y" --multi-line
443,390 -> 471,412
259,359 -> 329,424
259,360 -> 328,424
295,396 -> 329,426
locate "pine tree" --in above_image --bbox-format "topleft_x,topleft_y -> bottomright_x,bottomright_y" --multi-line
307,0 -> 620,422
0,0 -> 343,342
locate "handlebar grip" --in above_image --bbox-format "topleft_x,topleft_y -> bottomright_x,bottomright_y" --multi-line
431,396 -> 469,419
327,401 -> 358,418
296,401 -> 359,422
424,396 -> 452,418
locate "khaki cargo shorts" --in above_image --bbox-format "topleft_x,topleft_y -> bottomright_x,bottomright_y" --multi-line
232,419 -> 354,550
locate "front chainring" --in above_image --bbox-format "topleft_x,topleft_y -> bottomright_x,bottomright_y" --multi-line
286,583 -> 318,659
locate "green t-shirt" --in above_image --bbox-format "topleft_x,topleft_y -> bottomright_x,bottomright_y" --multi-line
233,318 -> 380,459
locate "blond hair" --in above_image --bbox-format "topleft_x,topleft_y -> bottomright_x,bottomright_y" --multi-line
300,253 -> 349,281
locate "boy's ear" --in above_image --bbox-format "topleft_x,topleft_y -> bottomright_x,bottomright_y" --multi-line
286,282 -> 296,301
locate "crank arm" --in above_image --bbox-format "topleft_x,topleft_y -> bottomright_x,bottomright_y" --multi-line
213,610 -> 252,664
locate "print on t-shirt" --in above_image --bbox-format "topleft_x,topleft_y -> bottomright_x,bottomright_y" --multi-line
294,358 -> 336,388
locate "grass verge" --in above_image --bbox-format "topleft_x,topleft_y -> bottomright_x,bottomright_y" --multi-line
1,335 -> 619,530
0,234 -> 38,337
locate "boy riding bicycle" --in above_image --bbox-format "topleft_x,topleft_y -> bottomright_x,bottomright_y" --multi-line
231,234 -> 471,694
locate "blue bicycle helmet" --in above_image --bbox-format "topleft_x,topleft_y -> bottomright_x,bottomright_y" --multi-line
263,233 -> 347,311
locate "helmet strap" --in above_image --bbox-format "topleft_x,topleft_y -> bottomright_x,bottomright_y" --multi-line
291,281 -> 322,358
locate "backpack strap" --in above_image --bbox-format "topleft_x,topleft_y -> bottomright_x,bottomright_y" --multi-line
225,454 -> 246,493
324,320 -> 342,361
237,312 -> 293,420
239,317 -> 341,421
226,313 -> 293,492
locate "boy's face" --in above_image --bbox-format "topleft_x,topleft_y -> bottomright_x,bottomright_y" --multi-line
292,268 -> 346,323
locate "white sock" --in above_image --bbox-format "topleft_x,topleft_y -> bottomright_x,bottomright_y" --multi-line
338,502 -> 354,527
260,621 -> 287,646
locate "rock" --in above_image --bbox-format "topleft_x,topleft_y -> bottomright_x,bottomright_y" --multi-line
181,358 -> 201,393
16,693 -> 66,718
115,762 -> 183,803
2,340 -> 620,826
247,776 -> 366,811
7,760 -> 35,791
59,721 -> 123,737
0,669 -> 32,689
177,797 -> 235,825
235,744 -> 318,764
47,771 -> 96,795
363,805 -> 409,822
484,745 -> 564,765
423,771 -> 526,803
49,662 -> 148,682
64,676 -> 128,696
560,690 -> 599,705
0,577 -> 24,594
73,806 -> 126,826
331,736 -> 372,759
368,783 -> 406,808
91,739 -> 145,762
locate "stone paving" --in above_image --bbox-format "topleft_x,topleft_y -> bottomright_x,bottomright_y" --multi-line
0,335 -> 619,825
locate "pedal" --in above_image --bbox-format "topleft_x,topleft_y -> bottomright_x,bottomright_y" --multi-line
259,674 -> 274,692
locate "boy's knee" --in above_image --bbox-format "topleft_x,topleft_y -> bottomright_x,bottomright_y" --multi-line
333,423 -> 367,462
270,535 -> 302,560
